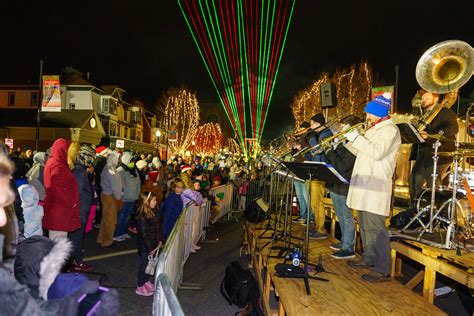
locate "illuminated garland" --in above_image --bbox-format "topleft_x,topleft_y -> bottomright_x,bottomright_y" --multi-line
178,0 -> 296,155
193,122 -> 224,156
291,62 -> 373,129
162,87 -> 200,153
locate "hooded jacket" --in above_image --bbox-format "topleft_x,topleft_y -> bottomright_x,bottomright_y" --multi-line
43,139 -> 81,232
100,152 -> 122,200
117,164 -> 140,202
26,152 -> 47,200
14,236 -> 72,300
18,184 -> 44,238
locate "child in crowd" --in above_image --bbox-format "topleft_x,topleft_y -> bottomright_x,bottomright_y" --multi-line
163,179 -> 184,239
238,172 -> 248,213
18,184 -> 43,238
136,191 -> 162,296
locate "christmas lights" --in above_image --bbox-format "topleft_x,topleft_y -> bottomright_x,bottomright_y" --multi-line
193,122 -> 224,156
291,62 -> 374,128
161,87 -> 200,153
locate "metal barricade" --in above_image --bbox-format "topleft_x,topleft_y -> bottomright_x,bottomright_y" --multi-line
208,183 -> 234,223
153,200 -> 209,315
154,274 -> 184,316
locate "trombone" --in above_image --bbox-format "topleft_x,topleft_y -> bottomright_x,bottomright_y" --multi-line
292,121 -> 369,158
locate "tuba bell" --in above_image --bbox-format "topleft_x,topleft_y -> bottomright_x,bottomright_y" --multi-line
414,40 -> 474,131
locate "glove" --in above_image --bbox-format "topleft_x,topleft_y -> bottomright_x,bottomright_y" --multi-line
345,128 -> 360,142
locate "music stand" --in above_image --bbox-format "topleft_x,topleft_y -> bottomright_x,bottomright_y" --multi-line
280,161 -> 348,295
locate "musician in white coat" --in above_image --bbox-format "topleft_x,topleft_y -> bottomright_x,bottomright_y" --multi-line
344,93 -> 401,283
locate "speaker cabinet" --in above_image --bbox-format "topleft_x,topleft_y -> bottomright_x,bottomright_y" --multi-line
320,83 -> 337,108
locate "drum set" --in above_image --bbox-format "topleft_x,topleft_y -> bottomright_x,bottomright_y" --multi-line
401,135 -> 474,250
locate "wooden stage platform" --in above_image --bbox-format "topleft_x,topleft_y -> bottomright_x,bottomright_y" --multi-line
244,219 -> 445,315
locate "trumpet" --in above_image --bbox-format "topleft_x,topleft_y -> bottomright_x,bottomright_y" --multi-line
293,121 -> 369,158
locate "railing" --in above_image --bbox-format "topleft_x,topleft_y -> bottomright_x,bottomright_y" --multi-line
208,183 -> 234,223
154,274 -> 184,316
153,185 -> 235,315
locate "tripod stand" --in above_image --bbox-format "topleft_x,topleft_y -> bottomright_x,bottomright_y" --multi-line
278,161 -> 348,295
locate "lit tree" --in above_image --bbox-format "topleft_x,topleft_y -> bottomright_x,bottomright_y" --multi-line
158,87 -> 200,153
291,62 -> 374,129
224,137 -> 241,156
193,122 -> 224,157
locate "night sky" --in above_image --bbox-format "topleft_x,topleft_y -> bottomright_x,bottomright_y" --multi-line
2,1 -> 474,139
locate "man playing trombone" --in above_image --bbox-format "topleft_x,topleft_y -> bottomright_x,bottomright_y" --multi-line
306,113 -> 332,239
343,93 -> 401,283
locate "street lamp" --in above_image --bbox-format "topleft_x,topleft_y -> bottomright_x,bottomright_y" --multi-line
155,129 -> 162,158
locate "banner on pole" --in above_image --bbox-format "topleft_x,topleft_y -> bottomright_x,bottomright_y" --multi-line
371,86 -> 395,113
41,75 -> 61,112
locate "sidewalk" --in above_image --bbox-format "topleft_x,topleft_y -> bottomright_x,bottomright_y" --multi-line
81,218 -> 244,315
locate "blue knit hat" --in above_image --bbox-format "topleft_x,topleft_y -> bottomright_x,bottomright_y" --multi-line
364,93 -> 391,118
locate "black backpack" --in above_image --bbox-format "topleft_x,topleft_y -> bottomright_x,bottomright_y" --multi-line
220,261 -> 262,315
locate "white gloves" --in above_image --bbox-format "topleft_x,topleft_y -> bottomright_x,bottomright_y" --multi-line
345,128 -> 360,142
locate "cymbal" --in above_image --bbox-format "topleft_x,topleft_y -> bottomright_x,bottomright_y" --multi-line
459,142 -> 474,150
438,149 -> 474,157
427,133 -> 455,143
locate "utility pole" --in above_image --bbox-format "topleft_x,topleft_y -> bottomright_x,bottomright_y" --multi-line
35,60 -> 44,151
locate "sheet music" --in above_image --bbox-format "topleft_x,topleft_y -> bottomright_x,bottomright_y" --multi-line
274,169 -> 305,183
303,161 -> 349,184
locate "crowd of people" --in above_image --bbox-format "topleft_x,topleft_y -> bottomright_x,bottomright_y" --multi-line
0,140 -> 265,301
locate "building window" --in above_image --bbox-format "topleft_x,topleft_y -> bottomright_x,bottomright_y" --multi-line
132,111 -> 139,124
102,98 -> 110,113
124,127 -> 129,138
31,92 -> 39,107
8,92 -> 15,107
109,123 -> 117,136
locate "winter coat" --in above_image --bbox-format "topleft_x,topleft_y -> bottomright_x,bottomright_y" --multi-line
72,164 -> 94,224
181,189 -> 203,207
409,107 -> 458,164
43,139 -> 81,232
18,184 -> 44,238
117,165 -> 141,202
26,152 -> 47,201
325,144 -> 356,196
305,128 -> 333,162
346,119 -> 401,216
100,152 -> 122,200
163,192 -> 184,237
14,236 -> 72,300
93,155 -> 107,193
136,211 -> 161,253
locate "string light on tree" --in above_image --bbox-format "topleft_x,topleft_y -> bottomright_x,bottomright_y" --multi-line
291,62 -> 374,128
193,122 -> 224,156
159,87 -> 200,153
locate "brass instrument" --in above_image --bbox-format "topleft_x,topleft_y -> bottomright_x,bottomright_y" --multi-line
293,122 -> 369,157
414,40 -> 474,131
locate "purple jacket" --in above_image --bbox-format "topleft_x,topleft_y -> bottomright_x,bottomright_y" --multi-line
181,189 -> 203,207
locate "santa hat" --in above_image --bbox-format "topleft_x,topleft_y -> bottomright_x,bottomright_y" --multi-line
365,93 -> 391,118
181,165 -> 192,173
95,145 -> 109,156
